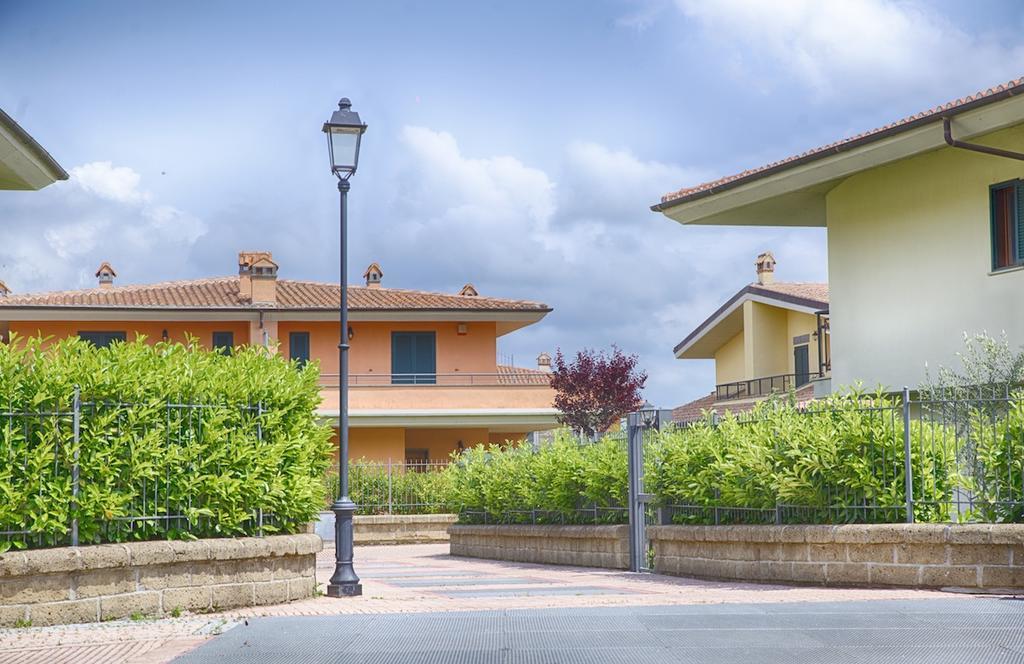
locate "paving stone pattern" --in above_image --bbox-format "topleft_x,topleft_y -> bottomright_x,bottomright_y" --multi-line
176,598 -> 1024,663
0,544 -> 1004,663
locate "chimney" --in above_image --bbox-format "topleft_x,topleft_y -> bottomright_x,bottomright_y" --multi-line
0,280 -> 8,297
238,251 -> 278,305
755,251 -> 776,285
537,352 -> 552,372
95,262 -> 117,289
459,283 -> 478,297
363,262 -> 383,288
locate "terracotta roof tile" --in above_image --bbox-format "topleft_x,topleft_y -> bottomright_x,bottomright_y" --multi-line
496,364 -> 552,385
0,276 -> 550,312
751,282 -> 829,307
659,76 -> 1024,207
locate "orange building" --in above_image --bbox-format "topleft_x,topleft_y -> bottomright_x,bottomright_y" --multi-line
0,252 -> 559,461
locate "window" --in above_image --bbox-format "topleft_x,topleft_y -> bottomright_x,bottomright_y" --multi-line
391,332 -> 436,384
793,345 -> 810,387
289,332 -> 311,368
78,331 -> 127,348
990,180 -> 1024,270
212,331 -> 234,355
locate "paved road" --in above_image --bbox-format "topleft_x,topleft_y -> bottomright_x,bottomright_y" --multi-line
0,545 -> 999,663
175,598 -> 1024,663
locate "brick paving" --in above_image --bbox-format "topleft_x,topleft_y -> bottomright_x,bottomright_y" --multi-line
0,543 -> 995,663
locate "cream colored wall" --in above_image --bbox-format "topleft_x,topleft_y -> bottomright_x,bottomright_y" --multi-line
713,331 -> 745,384
747,301 -> 789,378
785,310 -> 821,375
826,123 -> 1024,390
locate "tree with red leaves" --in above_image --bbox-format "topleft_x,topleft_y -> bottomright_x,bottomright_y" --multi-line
550,346 -> 647,438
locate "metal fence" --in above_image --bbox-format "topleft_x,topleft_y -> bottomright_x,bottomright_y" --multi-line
649,387 -> 1024,526
342,460 -> 453,515
0,387 -> 276,549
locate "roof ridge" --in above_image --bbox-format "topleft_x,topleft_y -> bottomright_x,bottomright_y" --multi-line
281,278 -> 547,306
1,275 -> 239,300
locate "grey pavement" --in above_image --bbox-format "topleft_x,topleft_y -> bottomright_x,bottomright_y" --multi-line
174,597 -> 1024,663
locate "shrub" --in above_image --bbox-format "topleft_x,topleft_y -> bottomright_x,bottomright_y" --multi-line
0,336 -> 333,550
648,389 -> 959,524
448,431 -> 628,523
342,460 -> 456,514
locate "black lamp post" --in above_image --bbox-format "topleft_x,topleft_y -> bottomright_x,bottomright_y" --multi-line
323,97 -> 367,598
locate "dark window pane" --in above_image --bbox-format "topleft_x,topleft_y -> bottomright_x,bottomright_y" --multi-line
78,331 -> 127,348
992,184 -> 1016,269
212,331 -> 234,355
289,332 -> 310,368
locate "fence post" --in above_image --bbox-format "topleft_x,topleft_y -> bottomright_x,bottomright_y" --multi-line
902,386 -> 914,524
387,458 -> 393,515
71,386 -> 80,547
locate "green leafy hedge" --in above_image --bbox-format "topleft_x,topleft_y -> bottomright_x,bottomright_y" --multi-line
340,460 -> 456,515
447,432 -> 628,524
648,390 -> 959,524
0,336 -> 333,550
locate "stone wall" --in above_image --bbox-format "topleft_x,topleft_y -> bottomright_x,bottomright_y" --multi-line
316,513 -> 458,544
449,524 -> 629,569
0,534 -> 321,627
651,524 -> 1024,590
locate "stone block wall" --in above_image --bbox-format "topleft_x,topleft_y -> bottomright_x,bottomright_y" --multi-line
0,534 -> 321,626
449,524 -> 629,569
650,524 -> 1024,590
316,513 -> 458,544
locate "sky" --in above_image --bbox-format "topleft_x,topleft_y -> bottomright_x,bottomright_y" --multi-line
2,0 -> 1024,408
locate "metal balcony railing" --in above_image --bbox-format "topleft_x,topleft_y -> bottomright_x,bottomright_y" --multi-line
319,372 -> 552,388
715,372 -> 814,402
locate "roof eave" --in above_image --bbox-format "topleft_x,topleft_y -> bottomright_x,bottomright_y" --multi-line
653,84 -> 1024,225
0,108 -> 68,189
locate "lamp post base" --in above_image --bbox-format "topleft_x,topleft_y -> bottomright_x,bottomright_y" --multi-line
327,497 -> 362,598
326,582 -> 363,597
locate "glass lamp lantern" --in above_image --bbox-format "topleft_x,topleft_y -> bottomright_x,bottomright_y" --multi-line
323,98 -> 367,179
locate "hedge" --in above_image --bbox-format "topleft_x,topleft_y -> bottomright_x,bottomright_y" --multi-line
0,336 -> 333,551
447,432 -> 628,524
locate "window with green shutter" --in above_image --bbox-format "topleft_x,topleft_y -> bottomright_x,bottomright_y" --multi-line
990,179 -> 1024,271
391,332 -> 436,384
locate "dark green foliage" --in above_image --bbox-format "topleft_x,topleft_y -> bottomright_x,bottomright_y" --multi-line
0,336 -> 333,551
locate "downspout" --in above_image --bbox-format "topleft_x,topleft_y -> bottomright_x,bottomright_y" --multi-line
943,117 -> 1024,161
258,310 -> 268,347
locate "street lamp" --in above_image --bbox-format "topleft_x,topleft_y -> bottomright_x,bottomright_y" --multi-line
323,97 -> 367,598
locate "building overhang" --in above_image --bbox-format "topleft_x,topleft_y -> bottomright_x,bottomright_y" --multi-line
0,109 -> 68,190
318,408 -> 560,430
0,306 -> 549,334
654,89 -> 1024,228
675,287 -> 827,359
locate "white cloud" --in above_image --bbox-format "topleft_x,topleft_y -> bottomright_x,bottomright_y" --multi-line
674,0 -> 1024,101
0,162 -> 208,291
70,161 -> 149,204
369,126 -> 827,408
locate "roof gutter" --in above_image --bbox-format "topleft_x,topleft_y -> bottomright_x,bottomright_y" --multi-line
942,116 -> 1024,162
0,108 -> 69,182
652,85 -> 1024,213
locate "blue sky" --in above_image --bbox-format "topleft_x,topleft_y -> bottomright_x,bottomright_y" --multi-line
2,0 -> 1023,407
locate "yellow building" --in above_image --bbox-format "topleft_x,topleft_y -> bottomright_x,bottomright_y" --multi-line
0,252 -> 559,461
654,77 -> 1024,392
672,252 -> 829,423
0,107 -> 67,190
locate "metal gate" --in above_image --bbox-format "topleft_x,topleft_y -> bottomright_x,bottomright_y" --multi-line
626,408 -> 672,572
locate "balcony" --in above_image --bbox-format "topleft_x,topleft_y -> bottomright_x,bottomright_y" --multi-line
715,373 -> 811,402
317,371 -> 555,413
